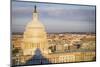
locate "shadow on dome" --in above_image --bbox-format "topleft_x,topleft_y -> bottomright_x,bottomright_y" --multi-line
25,48 -> 52,65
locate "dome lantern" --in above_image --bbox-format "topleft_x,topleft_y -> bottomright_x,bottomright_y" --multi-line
32,5 -> 39,21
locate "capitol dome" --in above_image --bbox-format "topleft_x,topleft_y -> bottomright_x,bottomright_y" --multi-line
22,5 -> 48,56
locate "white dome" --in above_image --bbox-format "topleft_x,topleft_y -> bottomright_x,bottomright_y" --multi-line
22,6 -> 48,56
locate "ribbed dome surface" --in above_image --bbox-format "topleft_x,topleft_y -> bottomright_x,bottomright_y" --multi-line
26,20 -> 44,29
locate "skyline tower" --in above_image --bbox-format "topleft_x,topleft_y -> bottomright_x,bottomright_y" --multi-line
22,5 -> 48,56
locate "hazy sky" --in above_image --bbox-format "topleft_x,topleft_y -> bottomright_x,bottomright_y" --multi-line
12,1 -> 96,33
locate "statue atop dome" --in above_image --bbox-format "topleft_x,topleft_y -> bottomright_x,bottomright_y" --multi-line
32,5 -> 39,21
34,5 -> 37,13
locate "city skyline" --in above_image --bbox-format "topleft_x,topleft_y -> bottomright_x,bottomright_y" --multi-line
12,1 -> 96,33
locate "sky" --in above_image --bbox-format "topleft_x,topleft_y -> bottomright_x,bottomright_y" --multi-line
12,0 -> 96,33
